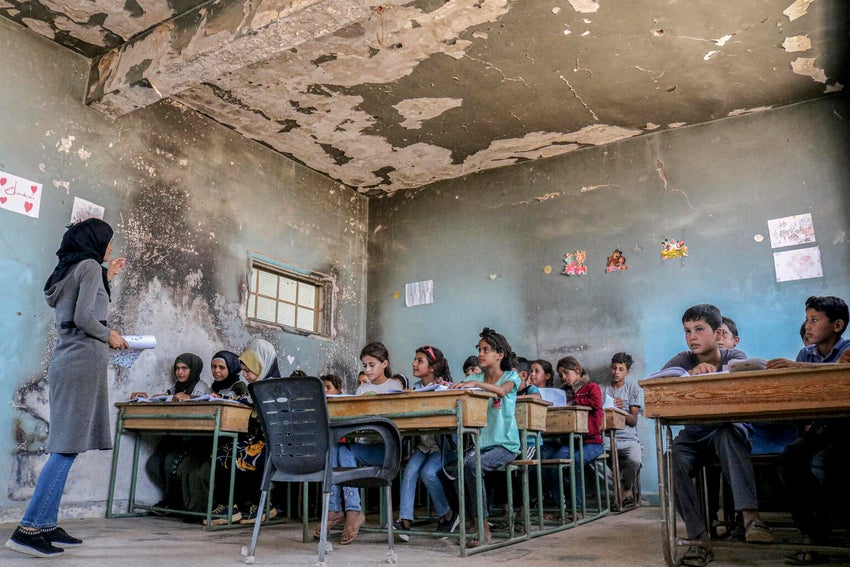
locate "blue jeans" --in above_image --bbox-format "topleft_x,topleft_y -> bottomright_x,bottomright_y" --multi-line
329,443 -> 385,513
543,441 -> 604,509
399,449 -> 451,521
463,445 -> 517,518
21,453 -> 77,529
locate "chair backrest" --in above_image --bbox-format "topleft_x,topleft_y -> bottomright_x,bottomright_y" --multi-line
248,376 -> 332,485
539,387 -> 567,406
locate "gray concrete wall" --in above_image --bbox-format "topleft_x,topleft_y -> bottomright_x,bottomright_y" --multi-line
0,18 -> 369,521
366,94 -> 850,502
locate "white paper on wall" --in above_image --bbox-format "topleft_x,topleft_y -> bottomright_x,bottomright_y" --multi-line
405,280 -> 434,307
70,196 -> 105,223
0,170 -> 42,218
767,213 -> 815,248
773,246 -> 823,282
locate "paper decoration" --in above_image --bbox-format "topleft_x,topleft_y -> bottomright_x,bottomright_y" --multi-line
773,246 -> 823,282
405,280 -> 434,307
0,170 -> 42,218
70,197 -> 104,224
767,213 -> 815,249
562,250 -> 587,276
605,249 -> 629,272
661,238 -> 688,260
108,335 -> 157,368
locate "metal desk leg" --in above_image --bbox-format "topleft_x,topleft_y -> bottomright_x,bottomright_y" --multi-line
656,420 -> 678,567
106,409 -> 125,518
609,430 -> 622,509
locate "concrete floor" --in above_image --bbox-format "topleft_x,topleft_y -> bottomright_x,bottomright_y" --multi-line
3,506 -> 841,566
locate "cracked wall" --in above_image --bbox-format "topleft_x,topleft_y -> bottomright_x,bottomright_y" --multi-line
0,18 -> 369,521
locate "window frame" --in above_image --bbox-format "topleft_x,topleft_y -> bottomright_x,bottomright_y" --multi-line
246,253 -> 335,340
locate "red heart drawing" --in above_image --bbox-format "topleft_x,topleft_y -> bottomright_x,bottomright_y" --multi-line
24,202 -> 33,213
0,177 -> 6,186
0,197 -> 7,204
31,185 -> 38,194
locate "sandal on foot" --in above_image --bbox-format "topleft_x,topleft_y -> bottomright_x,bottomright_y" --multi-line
784,551 -> 824,565
744,518 -> 773,543
339,512 -> 365,545
681,544 -> 714,567
466,536 -> 492,548
313,512 -> 344,539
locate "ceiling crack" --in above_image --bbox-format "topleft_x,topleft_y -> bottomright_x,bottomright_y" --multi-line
464,54 -> 531,87
656,159 -> 695,210
558,74 -> 598,121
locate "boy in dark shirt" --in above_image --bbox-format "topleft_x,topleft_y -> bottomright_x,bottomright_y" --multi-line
661,304 -> 772,567
769,296 -> 850,565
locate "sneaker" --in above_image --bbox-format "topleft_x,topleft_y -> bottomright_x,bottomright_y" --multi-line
391,520 -> 410,542
238,505 -> 266,525
436,512 -> 460,539
266,505 -> 281,521
203,504 -> 242,526
41,527 -> 82,547
5,527 -> 64,558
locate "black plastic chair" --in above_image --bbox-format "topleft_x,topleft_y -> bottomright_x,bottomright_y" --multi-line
241,376 -> 402,565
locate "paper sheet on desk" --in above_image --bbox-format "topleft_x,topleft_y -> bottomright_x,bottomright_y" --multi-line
603,394 -> 617,409
109,334 -> 156,368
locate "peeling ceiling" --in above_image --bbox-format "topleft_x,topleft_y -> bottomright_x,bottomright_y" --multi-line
2,0 -> 847,194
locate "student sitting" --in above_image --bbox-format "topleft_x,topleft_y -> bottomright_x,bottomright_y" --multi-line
132,353 -> 210,511
602,352 -> 642,509
322,342 -> 403,544
664,304 -> 771,567
393,346 -> 459,540
450,327 -> 521,547
206,338 -> 281,526
321,373 -> 342,395
462,355 -> 481,376
542,356 -> 604,515
515,356 -> 540,398
768,296 -> 850,565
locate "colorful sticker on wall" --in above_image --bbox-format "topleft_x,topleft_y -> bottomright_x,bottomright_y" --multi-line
773,246 -> 823,282
563,250 -> 587,276
767,213 -> 815,248
605,249 -> 629,272
661,238 -> 688,260
405,279 -> 434,307
0,170 -> 42,218
70,196 -> 104,224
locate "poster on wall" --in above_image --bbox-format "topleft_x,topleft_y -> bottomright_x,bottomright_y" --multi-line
0,170 -> 42,218
767,213 -> 815,248
70,196 -> 105,224
773,246 -> 823,282
405,280 -> 434,307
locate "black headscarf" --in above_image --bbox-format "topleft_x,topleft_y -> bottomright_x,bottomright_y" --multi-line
170,353 -> 204,395
210,350 -> 242,394
44,218 -> 114,298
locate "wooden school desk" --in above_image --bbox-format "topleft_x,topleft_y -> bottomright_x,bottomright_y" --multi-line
511,396 -> 551,537
639,364 -> 850,567
107,401 -> 252,528
327,389 -> 494,556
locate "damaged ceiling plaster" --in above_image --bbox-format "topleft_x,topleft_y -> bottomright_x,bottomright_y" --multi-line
2,0 -> 846,194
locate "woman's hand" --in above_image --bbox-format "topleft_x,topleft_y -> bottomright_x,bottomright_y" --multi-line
108,330 -> 129,349
449,380 -> 478,389
173,392 -> 191,402
129,391 -> 148,400
107,257 -> 127,280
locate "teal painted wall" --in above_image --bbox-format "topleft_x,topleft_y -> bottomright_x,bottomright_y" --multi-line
366,94 -> 850,503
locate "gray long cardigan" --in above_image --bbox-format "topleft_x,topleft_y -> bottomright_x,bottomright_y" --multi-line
44,259 -> 113,453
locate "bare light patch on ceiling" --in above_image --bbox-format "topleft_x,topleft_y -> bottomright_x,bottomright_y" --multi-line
567,0 -> 600,14
791,57 -> 827,83
783,0 -> 814,22
783,35 -> 811,52
393,98 -> 464,129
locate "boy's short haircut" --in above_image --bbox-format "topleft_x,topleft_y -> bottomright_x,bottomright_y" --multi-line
805,296 -> 849,335
721,316 -> 739,339
321,373 -> 342,391
800,321 -> 807,342
682,304 -> 722,331
611,352 -> 633,370
514,356 -> 531,374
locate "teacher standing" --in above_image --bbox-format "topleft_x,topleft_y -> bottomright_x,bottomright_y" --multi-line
5,218 -> 129,558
